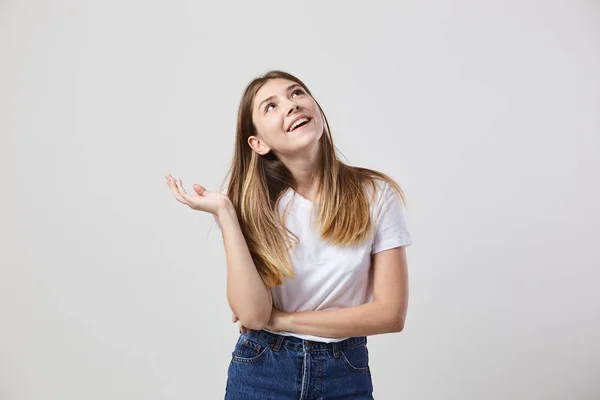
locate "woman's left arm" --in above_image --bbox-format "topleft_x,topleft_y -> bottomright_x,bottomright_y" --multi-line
266,246 -> 409,338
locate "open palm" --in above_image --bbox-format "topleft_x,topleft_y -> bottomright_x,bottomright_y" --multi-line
165,173 -> 230,215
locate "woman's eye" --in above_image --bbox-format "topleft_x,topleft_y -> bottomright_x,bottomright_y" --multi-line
265,89 -> 304,112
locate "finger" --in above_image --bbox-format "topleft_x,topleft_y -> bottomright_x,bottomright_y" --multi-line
165,175 -> 183,199
174,178 -> 187,196
239,322 -> 251,334
165,174 -> 178,188
193,184 -> 206,196
175,179 -> 198,206
165,175 -> 192,206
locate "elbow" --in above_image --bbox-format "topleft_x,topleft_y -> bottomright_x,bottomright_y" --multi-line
246,320 -> 267,331
391,319 -> 405,333
386,302 -> 407,333
236,306 -> 272,331
254,307 -> 272,330
242,313 -> 270,331
387,311 -> 406,333
229,287 -> 273,331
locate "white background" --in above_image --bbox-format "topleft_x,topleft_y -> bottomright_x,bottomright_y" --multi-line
1,1 -> 599,399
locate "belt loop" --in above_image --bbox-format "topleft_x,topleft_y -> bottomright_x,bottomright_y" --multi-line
272,334 -> 285,352
332,341 -> 340,358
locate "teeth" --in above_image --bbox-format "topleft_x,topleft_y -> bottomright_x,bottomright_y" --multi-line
289,117 -> 309,132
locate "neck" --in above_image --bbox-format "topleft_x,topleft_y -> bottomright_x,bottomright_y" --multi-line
279,144 -> 321,202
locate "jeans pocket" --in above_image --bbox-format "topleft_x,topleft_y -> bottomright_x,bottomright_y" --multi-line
231,334 -> 272,364
339,342 -> 371,373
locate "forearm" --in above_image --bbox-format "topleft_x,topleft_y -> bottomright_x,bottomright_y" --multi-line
217,203 -> 271,330
280,301 -> 404,338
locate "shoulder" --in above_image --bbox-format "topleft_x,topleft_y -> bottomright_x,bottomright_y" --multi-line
363,178 -> 394,208
349,166 -> 400,205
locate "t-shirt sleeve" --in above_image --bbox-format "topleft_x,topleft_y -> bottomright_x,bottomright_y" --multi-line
371,180 -> 413,254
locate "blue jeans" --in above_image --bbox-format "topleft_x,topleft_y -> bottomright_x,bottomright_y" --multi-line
225,329 -> 374,399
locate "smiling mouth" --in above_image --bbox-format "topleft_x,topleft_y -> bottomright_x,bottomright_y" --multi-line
288,118 -> 312,132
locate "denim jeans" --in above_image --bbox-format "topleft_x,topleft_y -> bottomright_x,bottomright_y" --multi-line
225,329 -> 374,399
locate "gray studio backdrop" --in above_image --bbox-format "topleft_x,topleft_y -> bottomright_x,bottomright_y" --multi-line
1,1 -> 599,399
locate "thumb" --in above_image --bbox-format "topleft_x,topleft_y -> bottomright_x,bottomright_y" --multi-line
193,184 -> 206,196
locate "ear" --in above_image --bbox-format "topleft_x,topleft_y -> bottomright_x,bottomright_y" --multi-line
247,135 -> 271,155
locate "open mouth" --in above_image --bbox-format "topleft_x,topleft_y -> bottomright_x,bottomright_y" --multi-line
288,117 -> 312,132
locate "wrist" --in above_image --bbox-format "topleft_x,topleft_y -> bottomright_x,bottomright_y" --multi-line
281,311 -> 294,331
216,201 -> 236,220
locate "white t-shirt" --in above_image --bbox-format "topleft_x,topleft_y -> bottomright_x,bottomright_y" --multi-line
215,179 -> 412,343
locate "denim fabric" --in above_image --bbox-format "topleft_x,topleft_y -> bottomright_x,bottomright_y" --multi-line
225,329 -> 374,399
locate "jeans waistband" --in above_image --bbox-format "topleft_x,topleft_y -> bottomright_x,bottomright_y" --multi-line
246,329 -> 367,353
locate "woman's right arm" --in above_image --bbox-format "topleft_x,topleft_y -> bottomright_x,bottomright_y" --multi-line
217,201 -> 273,330
165,174 -> 272,331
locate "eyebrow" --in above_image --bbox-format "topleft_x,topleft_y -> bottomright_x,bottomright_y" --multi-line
257,83 -> 303,111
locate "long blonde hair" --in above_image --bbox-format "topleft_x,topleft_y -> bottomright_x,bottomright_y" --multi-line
219,70 -> 407,287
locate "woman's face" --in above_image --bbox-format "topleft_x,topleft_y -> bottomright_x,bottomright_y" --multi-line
249,78 -> 324,158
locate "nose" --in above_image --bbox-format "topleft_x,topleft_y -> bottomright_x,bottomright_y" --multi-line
287,103 -> 300,115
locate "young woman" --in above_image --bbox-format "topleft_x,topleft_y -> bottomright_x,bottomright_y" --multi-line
165,70 -> 412,399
